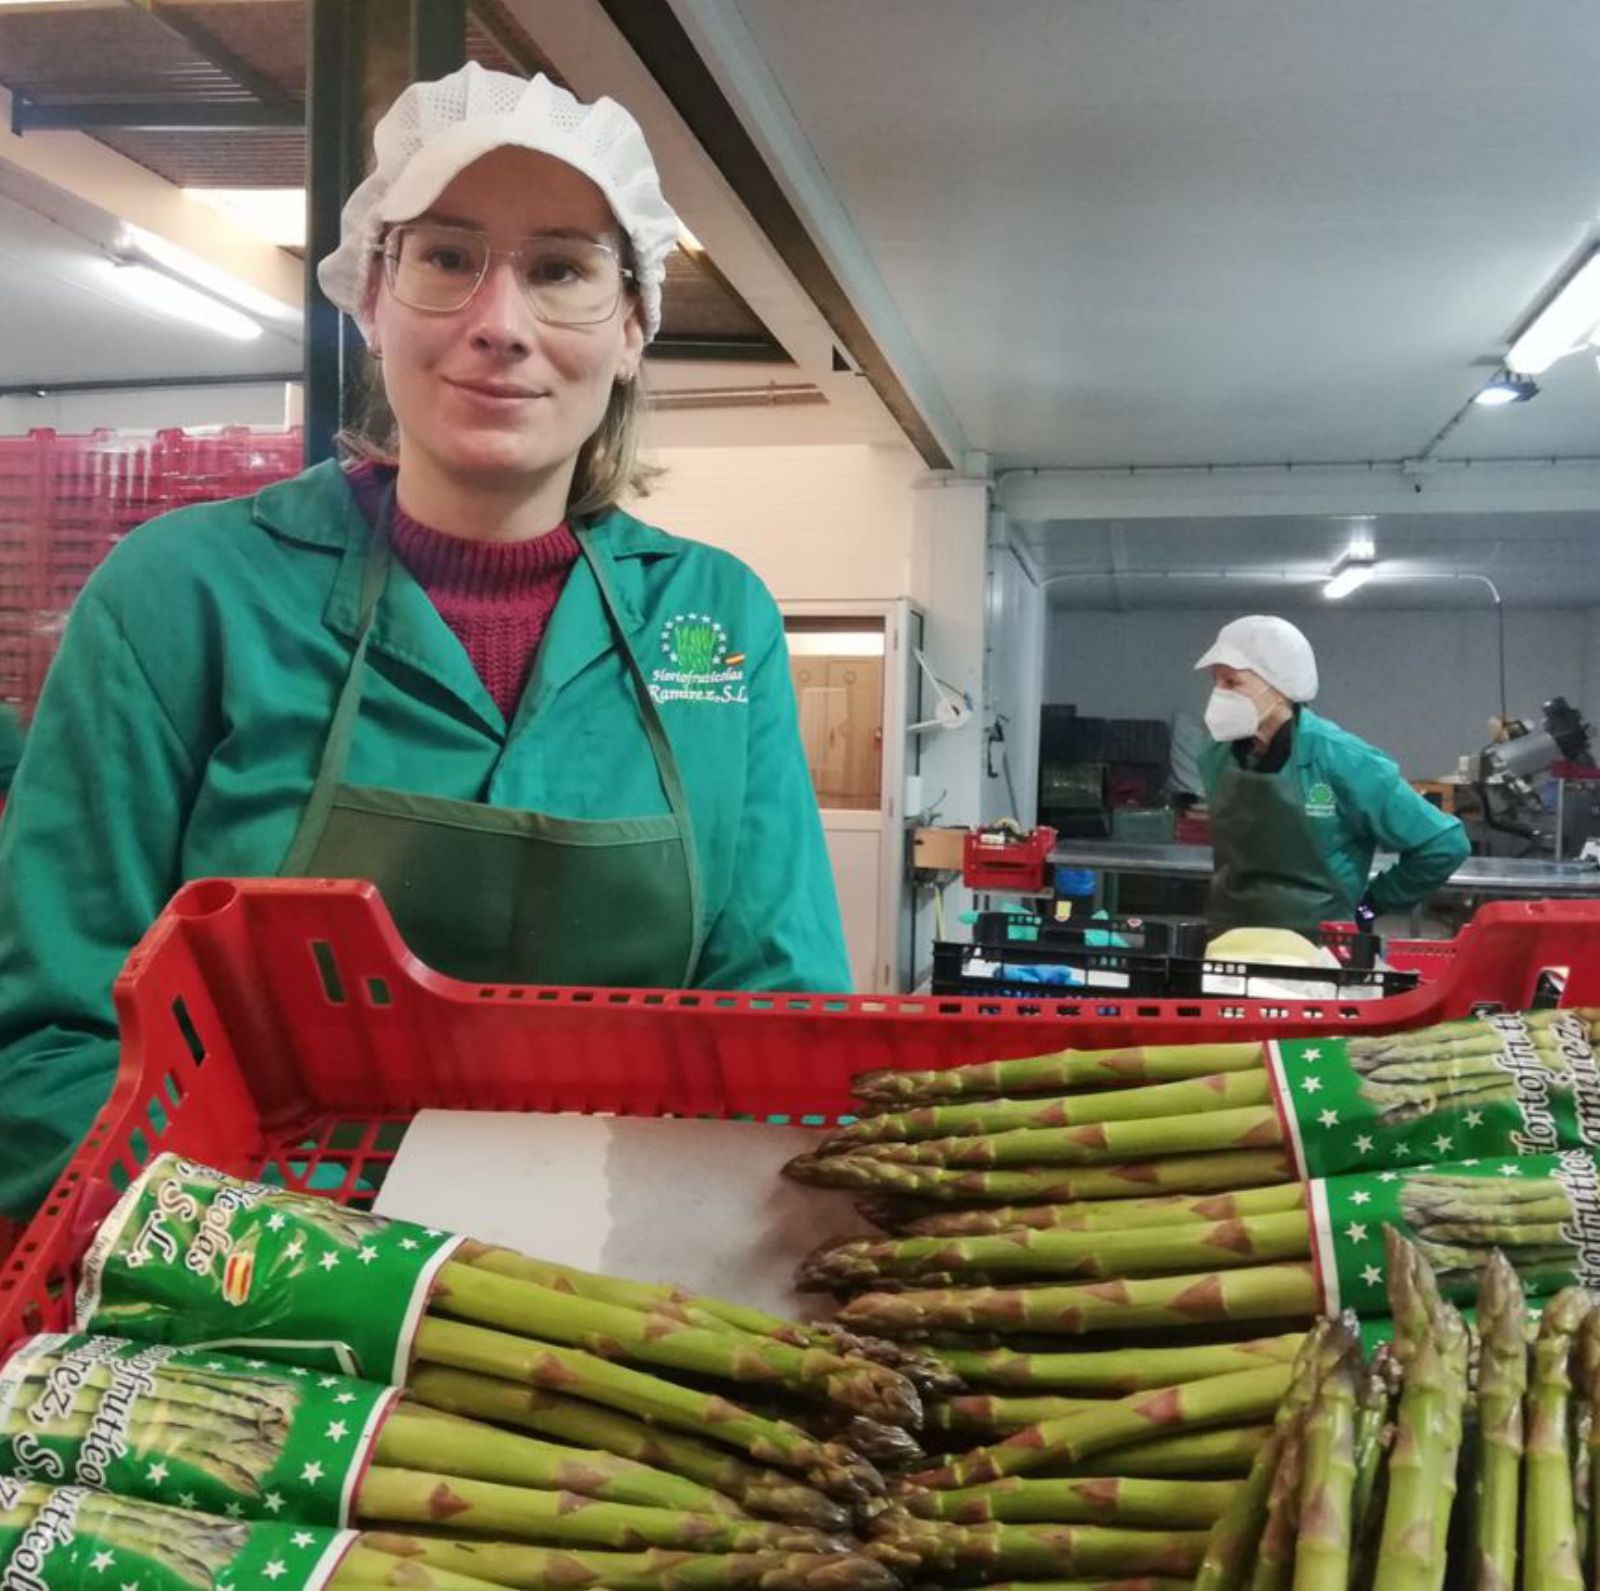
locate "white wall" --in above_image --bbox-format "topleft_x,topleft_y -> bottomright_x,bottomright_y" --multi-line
632,442 -> 921,600
1046,605 -> 1595,779
0,384 -> 297,436
984,521 -> 1044,825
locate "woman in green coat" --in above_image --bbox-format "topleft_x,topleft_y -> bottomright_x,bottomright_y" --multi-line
0,64 -> 849,1219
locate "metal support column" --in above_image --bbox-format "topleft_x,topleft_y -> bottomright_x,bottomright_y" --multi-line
412,0 -> 467,80
303,0 -> 361,465
302,1 -> 469,463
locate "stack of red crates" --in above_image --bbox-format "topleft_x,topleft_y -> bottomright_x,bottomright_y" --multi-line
0,426 -> 303,717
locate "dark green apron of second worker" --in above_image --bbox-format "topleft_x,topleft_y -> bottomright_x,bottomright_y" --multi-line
1208,744 -> 1352,938
281,494 -> 703,986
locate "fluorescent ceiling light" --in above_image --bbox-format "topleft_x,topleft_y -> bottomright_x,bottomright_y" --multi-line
185,188 -> 305,250
120,225 -> 292,323
1506,249 -> 1600,375
1473,371 -> 1539,407
1324,560 -> 1376,601
102,260 -> 262,342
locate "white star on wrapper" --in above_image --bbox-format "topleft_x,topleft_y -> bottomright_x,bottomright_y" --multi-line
1433,1134 -> 1454,1155
262,1562 -> 287,1582
225,1503 -> 244,1519
267,1213 -> 287,1232
1300,1077 -> 1323,1095
1461,1160 -> 1481,1168
319,1252 -> 340,1272
178,1493 -> 198,1510
1362,1265 -> 1383,1286
90,1552 -> 115,1573
263,1493 -> 285,1515
1349,1191 -> 1372,1206
291,1534 -> 316,1551
245,1360 -> 267,1371
1354,1135 -> 1375,1155
120,1581 -> 139,1591
326,1421 -> 349,1442
1499,1165 -> 1523,1177
319,1377 -> 339,1389
1303,1048 -> 1322,1062
399,1239 -> 419,1251
423,1228 -> 442,1238
146,1460 -> 168,1485
290,1368 -> 309,1379
358,1246 -> 378,1266
1378,1171 -> 1400,1183
334,1393 -> 357,1406
1318,1109 -> 1339,1128
1344,1223 -> 1369,1243
1464,1111 -> 1485,1128
205,1362 -> 227,1372
302,1461 -> 324,1484
285,1238 -> 305,1260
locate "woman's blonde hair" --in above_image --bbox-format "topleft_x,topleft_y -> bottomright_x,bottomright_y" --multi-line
338,241 -> 657,520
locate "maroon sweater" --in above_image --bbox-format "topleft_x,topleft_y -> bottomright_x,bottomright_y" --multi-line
346,462 -> 581,721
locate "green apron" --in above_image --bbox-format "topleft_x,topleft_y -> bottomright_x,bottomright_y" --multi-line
281,493 -> 704,986
1208,746 -> 1353,938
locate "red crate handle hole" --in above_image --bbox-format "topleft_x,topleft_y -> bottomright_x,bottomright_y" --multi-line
171,879 -> 240,919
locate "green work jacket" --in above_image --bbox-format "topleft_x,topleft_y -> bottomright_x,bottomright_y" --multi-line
1200,706 -> 1470,916
0,462 -> 850,1218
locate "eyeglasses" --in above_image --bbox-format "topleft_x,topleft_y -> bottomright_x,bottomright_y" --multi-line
378,223 -> 635,326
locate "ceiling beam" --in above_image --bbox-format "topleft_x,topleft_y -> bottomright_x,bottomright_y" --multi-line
0,372 -> 299,397
132,0 -> 304,118
10,99 -> 302,131
595,0 -> 958,471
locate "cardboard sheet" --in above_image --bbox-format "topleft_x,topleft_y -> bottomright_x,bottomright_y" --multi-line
373,1111 -> 872,1318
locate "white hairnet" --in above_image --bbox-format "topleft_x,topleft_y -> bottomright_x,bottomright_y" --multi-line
317,63 -> 681,342
1194,615 -> 1319,702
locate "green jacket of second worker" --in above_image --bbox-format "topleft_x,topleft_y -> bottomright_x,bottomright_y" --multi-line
1200,705 -> 1470,914
0,462 -> 850,1219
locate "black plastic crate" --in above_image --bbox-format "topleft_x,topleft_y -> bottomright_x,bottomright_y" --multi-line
931,938 -> 1420,1001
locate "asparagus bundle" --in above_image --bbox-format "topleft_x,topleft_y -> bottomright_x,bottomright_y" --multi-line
807,1009 -> 1600,1209
1399,1170 -> 1581,1288
71,1158 -> 903,1515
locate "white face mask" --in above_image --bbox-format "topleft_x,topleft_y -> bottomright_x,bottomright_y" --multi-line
1205,687 -> 1262,742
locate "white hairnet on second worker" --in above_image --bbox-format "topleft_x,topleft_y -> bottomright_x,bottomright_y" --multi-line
1194,615 -> 1319,702
317,62 -> 682,342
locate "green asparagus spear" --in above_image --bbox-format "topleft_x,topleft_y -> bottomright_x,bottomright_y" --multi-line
1469,1252 -> 1527,1591
826,1072 -> 1272,1147
897,1184 -> 1309,1238
912,1363 -> 1295,1489
428,1264 -> 921,1428
1519,1287 -> 1590,1591
851,1043 -> 1267,1104
405,1365 -> 847,1529
904,1473 -> 1240,1528
1290,1323 -> 1361,1591
362,1534 -> 900,1591
837,1263 -> 1321,1338
928,1335 -> 1306,1393
799,1210 -> 1311,1290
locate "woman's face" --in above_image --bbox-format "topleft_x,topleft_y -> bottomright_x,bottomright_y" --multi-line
370,146 -> 644,492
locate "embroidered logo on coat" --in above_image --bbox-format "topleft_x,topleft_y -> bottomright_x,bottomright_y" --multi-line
1305,780 -> 1338,819
651,613 -> 748,705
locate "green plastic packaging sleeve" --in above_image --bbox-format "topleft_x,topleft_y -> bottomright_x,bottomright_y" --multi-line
1269,1011 -> 1600,1177
0,1336 -> 397,1527
74,1157 -> 462,1382
0,1479 -> 353,1591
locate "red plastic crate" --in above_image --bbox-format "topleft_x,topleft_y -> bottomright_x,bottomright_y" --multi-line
963,825 -> 1060,891
4,879 -> 1600,1351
